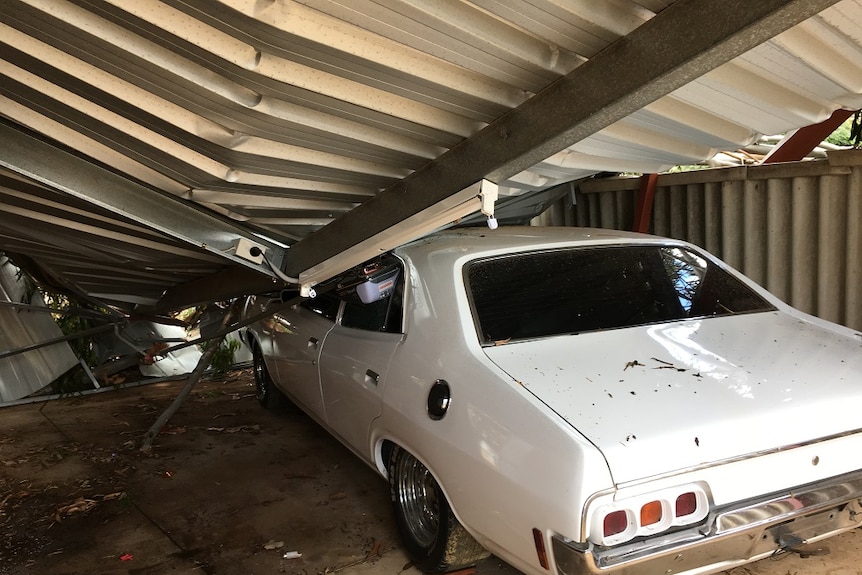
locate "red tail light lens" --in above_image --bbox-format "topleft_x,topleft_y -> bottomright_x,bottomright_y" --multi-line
604,510 -> 629,537
676,492 -> 698,517
640,500 -> 663,526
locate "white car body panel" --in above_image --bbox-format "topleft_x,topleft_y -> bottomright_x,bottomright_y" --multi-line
375,312 -> 615,575
484,311 -> 862,486
270,305 -> 333,418
319,326 -> 402,457
244,227 -> 862,575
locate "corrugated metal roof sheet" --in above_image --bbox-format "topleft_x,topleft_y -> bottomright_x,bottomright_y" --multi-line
0,0 -> 860,311
0,256 -> 78,401
0,167 -> 240,308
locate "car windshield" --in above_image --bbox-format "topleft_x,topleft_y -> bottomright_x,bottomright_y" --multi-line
467,244 -> 775,344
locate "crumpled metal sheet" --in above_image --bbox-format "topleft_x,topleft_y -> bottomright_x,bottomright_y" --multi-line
0,256 -> 78,402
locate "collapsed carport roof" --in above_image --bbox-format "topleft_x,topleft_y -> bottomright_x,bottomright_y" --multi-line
1,0 -> 860,313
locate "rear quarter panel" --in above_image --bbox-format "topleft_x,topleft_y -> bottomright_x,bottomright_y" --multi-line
371,250 -> 614,575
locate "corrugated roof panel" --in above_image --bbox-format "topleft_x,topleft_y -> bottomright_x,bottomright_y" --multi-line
1,0 -> 860,310
282,0 -> 574,88
0,170 -> 234,308
675,63 -> 834,136
822,0 -> 862,34
773,14 -> 862,108
666,2 -> 862,134
0,256 -> 78,402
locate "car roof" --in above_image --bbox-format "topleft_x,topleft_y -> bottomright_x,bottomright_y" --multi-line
396,225 -> 669,260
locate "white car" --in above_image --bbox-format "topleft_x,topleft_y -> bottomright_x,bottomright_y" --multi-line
241,226 -> 862,575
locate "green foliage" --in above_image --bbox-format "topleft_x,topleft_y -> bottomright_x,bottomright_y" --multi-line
43,294 -> 106,395
826,112 -> 861,148
203,337 -> 241,378
176,306 -> 201,325
826,117 -> 854,146
666,164 -> 710,173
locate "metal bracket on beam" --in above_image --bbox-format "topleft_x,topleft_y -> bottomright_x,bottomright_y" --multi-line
230,237 -> 267,265
480,179 -> 499,230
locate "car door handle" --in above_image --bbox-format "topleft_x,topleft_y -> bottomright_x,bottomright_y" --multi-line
307,337 -> 319,348
365,369 -> 380,386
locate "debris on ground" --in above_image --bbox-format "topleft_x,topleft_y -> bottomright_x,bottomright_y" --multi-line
1,369 -> 523,575
365,539 -> 383,559
54,492 -> 125,523
205,424 -> 261,434
263,540 -> 285,550
319,538 -> 394,573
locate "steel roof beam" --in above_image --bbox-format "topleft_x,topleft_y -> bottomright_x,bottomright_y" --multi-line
0,121 -> 287,275
283,0 -> 840,278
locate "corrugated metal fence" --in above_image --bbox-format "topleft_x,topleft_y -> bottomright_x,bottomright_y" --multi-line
535,149 -> 862,331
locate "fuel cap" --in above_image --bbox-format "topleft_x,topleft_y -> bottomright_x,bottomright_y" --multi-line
427,379 -> 451,420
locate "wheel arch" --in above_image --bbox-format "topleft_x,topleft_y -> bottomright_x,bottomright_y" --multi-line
374,436 -> 478,539
242,326 -> 263,351
382,437 -> 491,571
378,438 -> 396,477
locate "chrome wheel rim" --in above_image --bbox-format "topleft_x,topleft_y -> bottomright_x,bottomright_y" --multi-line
395,452 -> 439,548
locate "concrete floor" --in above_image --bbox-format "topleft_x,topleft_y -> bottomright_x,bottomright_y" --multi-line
1,371 -> 861,575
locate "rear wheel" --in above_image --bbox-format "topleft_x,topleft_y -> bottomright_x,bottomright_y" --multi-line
252,344 -> 288,409
388,446 -> 489,573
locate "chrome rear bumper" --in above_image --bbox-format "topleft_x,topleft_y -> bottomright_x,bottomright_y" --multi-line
552,471 -> 862,575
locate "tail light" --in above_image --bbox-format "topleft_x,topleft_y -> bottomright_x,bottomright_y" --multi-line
591,484 -> 709,546
640,500 -> 665,526
603,510 -> 631,537
675,491 -> 698,518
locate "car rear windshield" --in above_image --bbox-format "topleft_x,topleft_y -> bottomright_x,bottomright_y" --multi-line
467,244 -> 775,344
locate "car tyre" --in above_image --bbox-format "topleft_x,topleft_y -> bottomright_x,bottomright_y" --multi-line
388,445 -> 489,573
252,343 -> 288,409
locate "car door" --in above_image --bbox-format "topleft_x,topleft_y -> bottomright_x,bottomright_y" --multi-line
317,261 -> 404,460
270,292 -> 341,420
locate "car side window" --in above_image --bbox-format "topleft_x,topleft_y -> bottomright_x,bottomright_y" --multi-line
339,259 -> 404,333
300,291 -> 341,321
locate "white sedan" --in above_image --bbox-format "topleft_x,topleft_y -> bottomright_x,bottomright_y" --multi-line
241,226 -> 862,575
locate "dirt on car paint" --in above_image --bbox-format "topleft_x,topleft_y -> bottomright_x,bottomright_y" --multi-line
0,370 -> 860,575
